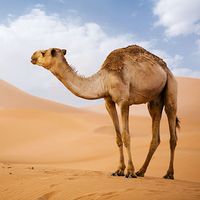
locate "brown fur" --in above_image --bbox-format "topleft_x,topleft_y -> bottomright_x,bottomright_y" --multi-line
101,45 -> 168,72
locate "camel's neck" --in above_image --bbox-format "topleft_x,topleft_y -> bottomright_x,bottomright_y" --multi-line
49,59 -> 108,100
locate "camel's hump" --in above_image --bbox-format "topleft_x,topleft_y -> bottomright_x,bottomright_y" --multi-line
101,45 -> 167,72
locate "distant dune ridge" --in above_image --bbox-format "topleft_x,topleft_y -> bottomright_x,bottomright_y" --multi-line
0,77 -> 200,200
0,80 -> 78,113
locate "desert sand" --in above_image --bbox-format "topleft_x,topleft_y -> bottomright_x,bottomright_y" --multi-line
0,77 -> 200,200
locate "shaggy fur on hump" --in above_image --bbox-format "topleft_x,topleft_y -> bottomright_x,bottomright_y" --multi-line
101,45 -> 168,72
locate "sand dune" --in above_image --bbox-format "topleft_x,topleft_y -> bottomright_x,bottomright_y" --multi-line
0,77 -> 200,199
0,80 -> 79,113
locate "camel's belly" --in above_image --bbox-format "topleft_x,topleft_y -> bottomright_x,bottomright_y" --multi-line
128,64 -> 167,104
128,81 -> 165,104
129,70 -> 167,104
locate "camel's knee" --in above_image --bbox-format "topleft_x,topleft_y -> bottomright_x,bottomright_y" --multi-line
151,137 -> 160,151
116,136 -> 123,147
170,137 -> 177,149
165,104 -> 177,116
122,131 -> 130,148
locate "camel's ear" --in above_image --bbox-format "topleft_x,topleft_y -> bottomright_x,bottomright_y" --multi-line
51,48 -> 57,57
62,49 -> 66,55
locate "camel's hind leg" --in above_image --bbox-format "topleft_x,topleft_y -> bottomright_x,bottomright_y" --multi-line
163,76 -> 178,180
163,106 -> 177,179
105,98 -> 126,176
136,95 -> 164,177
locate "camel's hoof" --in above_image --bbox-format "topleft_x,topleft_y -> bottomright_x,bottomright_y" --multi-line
112,170 -> 124,177
125,172 -> 137,178
136,171 -> 145,177
163,173 -> 174,180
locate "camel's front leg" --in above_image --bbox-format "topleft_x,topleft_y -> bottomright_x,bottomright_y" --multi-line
120,103 -> 137,178
105,98 -> 126,176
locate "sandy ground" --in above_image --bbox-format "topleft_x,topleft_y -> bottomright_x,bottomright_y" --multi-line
0,77 -> 200,200
1,164 -> 200,200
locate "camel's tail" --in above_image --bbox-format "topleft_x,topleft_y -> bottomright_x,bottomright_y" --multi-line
162,72 -> 180,132
176,117 -> 181,130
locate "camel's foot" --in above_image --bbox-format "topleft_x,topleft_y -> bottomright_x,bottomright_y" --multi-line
136,170 -> 145,177
112,169 -> 125,177
125,171 -> 137,178
163,172 -> 174,180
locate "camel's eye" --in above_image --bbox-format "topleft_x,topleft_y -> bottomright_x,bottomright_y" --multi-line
62,49 -> 67,55
41,51 -> 46,57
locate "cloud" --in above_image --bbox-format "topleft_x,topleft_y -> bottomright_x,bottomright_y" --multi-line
149,49 -> 200,78
0,7 -> 199,106
153,0 -> 200,37
0,8 -> 138,106
153,0 -> 200,76
151,49 -> 183,67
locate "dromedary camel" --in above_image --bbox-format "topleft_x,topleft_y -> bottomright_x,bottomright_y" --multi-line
31,45 -> 180,179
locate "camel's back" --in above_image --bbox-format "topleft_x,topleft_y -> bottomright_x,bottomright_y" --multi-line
102,45 -> 170,104
101,45 -> 169,72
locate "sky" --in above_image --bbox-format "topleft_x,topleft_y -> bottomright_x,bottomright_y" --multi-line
0,0 -> 200,107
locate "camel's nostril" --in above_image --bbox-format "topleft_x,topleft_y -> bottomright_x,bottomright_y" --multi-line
31,59 -> 37,64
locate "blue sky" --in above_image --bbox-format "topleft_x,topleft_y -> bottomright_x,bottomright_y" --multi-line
0,0 -> 200,106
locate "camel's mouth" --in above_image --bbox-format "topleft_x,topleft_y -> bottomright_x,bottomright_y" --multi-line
31,58 -> 46,68
31,58 -> 38,65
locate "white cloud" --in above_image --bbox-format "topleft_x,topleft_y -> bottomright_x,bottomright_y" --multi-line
153,0 -> 200,77
0,8 -> 199,106
153,0 -> 200,37
151,49 -> 183,67
151,49 -> 200,78
0,8 -> 138,106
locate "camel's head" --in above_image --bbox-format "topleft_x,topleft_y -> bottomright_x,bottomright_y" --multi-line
31,48 -> 67,69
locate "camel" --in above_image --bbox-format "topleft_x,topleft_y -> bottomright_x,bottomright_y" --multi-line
31,45 -> 180,179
